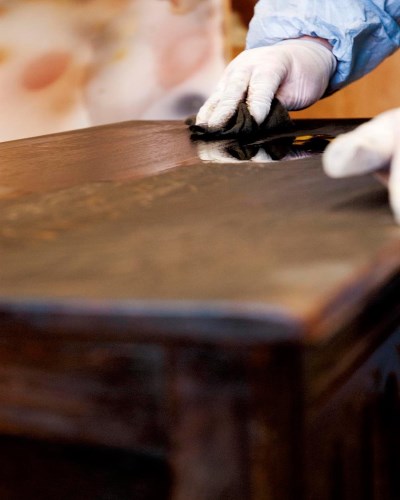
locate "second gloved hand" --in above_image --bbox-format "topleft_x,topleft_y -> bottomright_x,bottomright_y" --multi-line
323,108 -> 400,224
196,39 -> 337,130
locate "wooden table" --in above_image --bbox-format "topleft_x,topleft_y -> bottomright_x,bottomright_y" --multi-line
0,120 -> 400,500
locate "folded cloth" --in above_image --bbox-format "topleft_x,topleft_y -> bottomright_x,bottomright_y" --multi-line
186,97 -> 294,140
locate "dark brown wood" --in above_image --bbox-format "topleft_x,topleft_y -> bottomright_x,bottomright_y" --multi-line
0,119 -> 400,499
0,435 -> 171,500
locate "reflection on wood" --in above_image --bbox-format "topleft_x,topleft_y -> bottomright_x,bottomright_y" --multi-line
0,120 -> 400,499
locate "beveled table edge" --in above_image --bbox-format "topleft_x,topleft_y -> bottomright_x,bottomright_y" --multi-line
0,297 -> 303,347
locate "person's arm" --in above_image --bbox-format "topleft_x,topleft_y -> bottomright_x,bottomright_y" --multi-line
196,37 -> 336,129
196,0 -> 400,130
247,0 -> 400,92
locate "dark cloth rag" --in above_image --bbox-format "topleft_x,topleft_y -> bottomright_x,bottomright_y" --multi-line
186,97 -> 294,140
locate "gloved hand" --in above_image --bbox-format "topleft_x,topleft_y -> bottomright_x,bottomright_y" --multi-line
196,39 -> 337,130
323,108 -> 400,223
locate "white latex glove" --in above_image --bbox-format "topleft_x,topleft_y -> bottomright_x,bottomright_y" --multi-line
196,39 -> 337,130
323,108 -> 400,224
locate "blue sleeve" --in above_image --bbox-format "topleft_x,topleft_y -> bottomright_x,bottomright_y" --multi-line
246,0 -> 400,91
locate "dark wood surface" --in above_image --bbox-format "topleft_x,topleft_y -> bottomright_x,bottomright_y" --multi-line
1,120 -> 399,331
1,119 -> 400,500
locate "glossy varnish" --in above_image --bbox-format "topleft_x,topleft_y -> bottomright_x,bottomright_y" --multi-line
0,120 -> 400,500
0,120 -> 397,315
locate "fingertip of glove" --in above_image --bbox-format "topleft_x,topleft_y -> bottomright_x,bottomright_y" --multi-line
392,208 -> 400,225
208,114 -> 230,130
252,110 -> 268,127
322,141 -> 345,178
323,135 -> 381,178
388,181 -> 400,225
390,202 -> 400,225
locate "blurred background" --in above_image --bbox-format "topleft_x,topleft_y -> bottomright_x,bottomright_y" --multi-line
0,0 -> 399,142
0,0 -> 226,142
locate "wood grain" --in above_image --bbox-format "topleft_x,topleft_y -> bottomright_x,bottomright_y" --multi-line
1,119 -> 400,500
1,120 -> 398,318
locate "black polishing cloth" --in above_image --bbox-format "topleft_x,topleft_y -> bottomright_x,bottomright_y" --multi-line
186,97 -> 294,140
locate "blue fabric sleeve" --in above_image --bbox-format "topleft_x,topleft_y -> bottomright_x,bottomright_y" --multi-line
246,0 -> 400,91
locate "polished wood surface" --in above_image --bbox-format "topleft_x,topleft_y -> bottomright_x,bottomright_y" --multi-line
1,120 -> 399,321
1,120 -> 400,500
